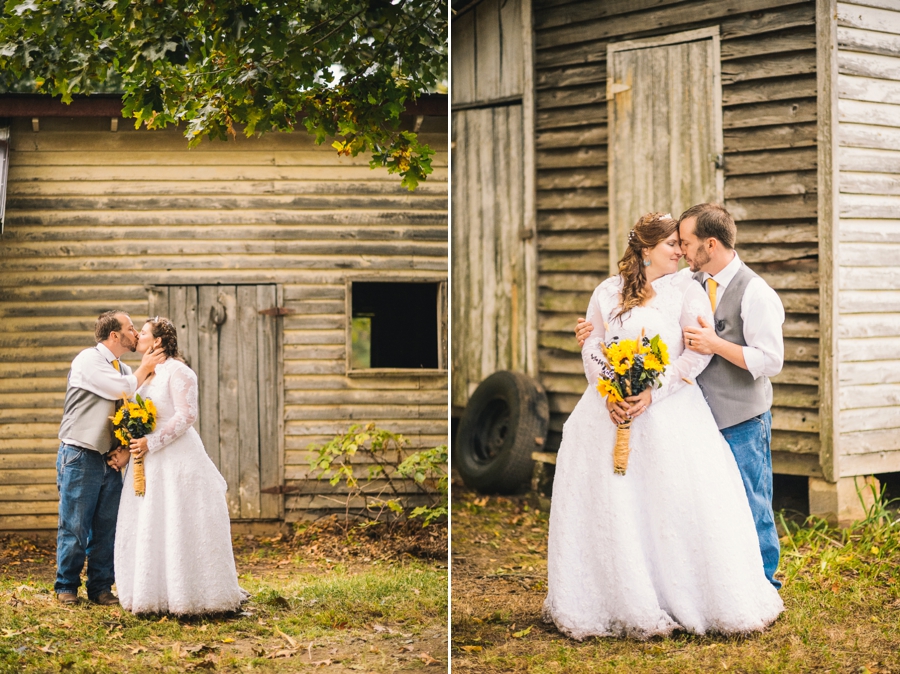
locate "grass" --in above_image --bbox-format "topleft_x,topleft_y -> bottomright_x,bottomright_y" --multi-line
451,489 -> 900,673
0,523 -> 448,673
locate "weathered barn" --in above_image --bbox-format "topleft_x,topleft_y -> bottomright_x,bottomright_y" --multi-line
451,0 -> 900,522
0,94 -> 448,531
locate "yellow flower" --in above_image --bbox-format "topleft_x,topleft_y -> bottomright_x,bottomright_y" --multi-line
112,408 -> 124,425
115,428 -> 129,445
139,410 -> 149,424
643,354 -> 664,372
597,379 -> 623,403
606,341 -> 635,375
145,399 -> 156,417
656,340 -> 670,366
128,402 -> 141,415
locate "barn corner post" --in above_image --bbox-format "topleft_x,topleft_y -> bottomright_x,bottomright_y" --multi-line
809,0 -> 843,523
522,0 -> 539,380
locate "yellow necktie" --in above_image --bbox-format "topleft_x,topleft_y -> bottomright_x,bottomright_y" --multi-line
707,279 -> 718,313
112,360 -> 121,372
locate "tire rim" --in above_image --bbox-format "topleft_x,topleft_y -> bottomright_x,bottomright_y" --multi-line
471,397 -> 511,464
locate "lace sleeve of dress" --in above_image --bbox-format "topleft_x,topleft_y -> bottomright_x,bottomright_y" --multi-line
652,278 -> 714,405
580,280 -> 615,387
146,364 -> 199,453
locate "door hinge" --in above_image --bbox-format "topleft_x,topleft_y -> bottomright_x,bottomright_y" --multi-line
710,153 -> 724,169
606,82 -> 631,100
258,307 -> 295,317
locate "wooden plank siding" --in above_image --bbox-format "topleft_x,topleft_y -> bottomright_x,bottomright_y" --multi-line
532,0 -> 822,468
451,0 -> 539,412
0,116 -> 448,530
833,1 -> 900,477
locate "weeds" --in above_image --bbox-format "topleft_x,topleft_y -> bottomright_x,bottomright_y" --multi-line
0,532 -> 447,673
308,423 -> 448,530
452,490 -> 900,674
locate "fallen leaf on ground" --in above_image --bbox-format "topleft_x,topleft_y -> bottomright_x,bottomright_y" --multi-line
512,625 -> 533,638
267,649 -> 299,659
129,646 -> 147,655
221,638 -> 235,644
461,645 -> 483,653
399,645 -> 414,653
419,652 -> 438,665
275,627 -> 298,648
310,660 -> 333,667
185,644 -> 219,654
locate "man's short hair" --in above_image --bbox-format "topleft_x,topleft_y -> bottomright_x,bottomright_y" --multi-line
95,311 -> 129,343
678,203 -> 737,249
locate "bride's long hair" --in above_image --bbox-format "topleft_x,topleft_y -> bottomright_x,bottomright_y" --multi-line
615,212 -> 678,320
147,317 -> 186,363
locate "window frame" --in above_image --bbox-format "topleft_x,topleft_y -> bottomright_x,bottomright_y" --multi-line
345,276 -> 448,376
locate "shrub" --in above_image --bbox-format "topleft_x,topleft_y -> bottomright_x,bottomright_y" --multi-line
308,423 -> 447,530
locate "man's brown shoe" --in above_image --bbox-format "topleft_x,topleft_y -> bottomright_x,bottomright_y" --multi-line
89,591 -> 119,606
56,592 -> 77,605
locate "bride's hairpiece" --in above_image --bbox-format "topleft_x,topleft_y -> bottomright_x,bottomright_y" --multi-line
661,213 -> 672,220
627,229 -> 636,242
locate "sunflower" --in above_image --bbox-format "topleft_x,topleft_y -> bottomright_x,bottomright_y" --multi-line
654,340 -> 670,366
643,354 -> 664,371
112,408 -> 124,425
597,379 -> 623,403
606,340 -> 635,375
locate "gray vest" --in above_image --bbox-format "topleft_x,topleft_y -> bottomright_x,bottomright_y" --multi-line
693,264 -> 772,430
58,383 -> 117,453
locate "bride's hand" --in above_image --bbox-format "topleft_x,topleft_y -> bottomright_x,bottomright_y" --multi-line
606,397 -> 629,424
129,437 -> 149,459
624,389 -> 652,419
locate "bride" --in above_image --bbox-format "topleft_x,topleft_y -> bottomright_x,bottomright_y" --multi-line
542,213 -> 783,640
111,317 -> 244,615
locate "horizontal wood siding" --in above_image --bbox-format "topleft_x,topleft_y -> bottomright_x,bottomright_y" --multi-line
0,118 -> 448,529
533,0 -> 821,466
834,1 -> 900,476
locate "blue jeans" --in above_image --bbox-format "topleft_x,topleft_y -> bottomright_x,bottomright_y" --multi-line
721,411 -> 781,590
55,443 -> 123,598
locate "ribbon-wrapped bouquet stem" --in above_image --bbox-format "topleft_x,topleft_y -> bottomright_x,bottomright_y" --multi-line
111,394 -> 157,496
595,327 -> 669,475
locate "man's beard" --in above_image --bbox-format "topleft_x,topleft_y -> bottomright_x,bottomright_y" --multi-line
121,334 -> 138,352
689,246 -> 710,272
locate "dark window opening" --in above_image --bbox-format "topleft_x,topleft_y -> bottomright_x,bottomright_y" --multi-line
351,282 -> 439,369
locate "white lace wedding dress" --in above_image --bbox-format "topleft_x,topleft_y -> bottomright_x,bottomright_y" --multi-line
114,359 -> 244,615
542,270 -> 783,640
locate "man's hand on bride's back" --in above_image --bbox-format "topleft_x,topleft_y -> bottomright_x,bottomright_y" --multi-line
575,318 -> 594,347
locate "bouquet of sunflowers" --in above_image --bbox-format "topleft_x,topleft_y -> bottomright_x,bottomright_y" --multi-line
595,328 -> 669,475
111,394 -> 157,496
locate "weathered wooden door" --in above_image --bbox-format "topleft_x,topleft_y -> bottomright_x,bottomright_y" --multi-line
607,27 -> 724,267
148,285 -> 282,520
450,0 -> 537,412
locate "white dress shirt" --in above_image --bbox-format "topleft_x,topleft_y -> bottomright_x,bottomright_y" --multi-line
699,251 -> 785,380
67,342 -> 138,399
60,343 -> 138,450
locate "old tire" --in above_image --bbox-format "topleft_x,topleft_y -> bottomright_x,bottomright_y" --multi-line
456,371 -> 549,494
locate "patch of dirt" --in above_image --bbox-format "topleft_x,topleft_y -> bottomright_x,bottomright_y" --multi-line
0,518 -> 448,584
451,493 -> 553,661
0,533 -> 57,581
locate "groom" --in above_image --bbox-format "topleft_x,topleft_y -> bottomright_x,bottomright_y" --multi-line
576,203 -> 785,589
55,311 -> 164,605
